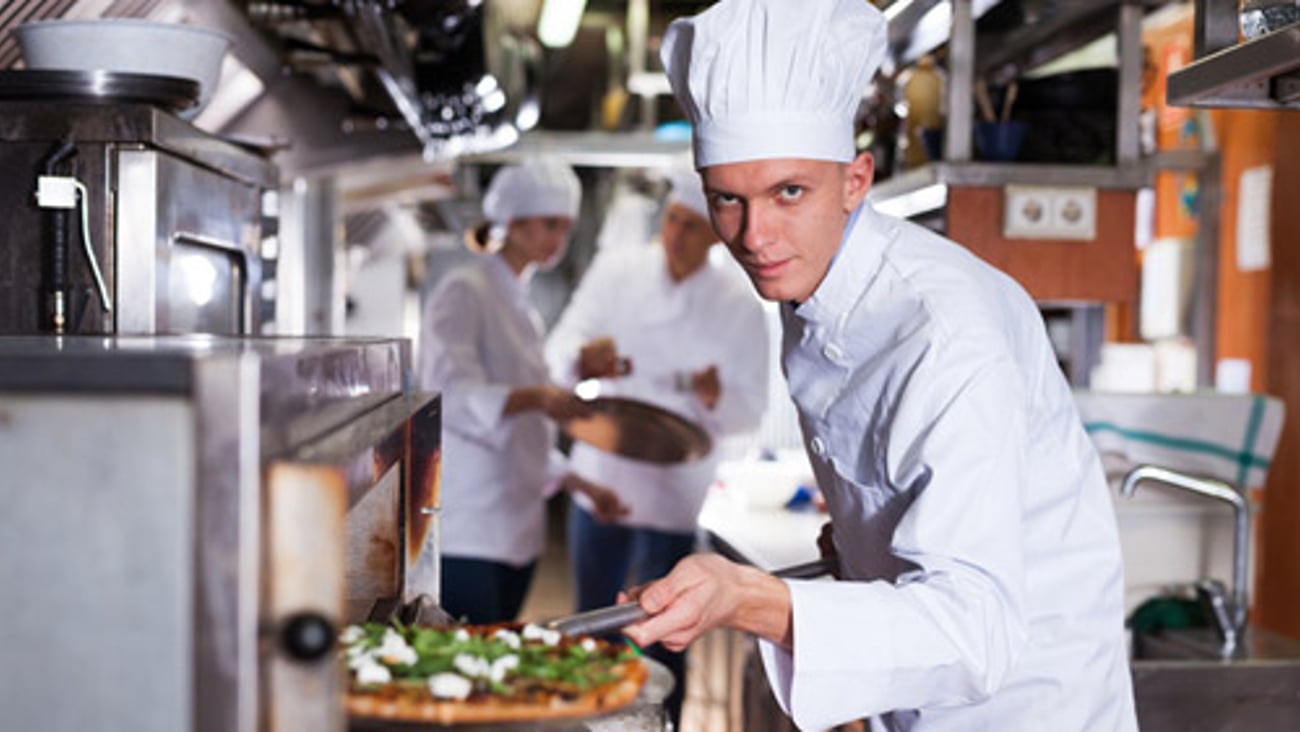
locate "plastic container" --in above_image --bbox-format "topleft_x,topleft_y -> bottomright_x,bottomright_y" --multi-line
715,457 -> 812,509
15,19 -> 230,120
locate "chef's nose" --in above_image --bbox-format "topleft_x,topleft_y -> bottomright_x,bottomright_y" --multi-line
741,203 -> 772,252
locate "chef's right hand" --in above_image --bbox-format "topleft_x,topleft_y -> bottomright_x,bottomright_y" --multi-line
577,337 -> 630,379
621,554 -> 793,652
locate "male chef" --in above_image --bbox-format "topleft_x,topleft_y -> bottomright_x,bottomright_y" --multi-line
622,1 -> 1138,730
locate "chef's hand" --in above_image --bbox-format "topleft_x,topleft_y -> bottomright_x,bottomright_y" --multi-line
578,337 -> 630,379
562,473 -> 629,523
621,554 -> 793,652
505,385 -> 591,421
816,521 -> 842,579
690,365 -> 721,411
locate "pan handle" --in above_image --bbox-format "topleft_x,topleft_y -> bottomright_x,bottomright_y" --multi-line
770,556 -> 837,580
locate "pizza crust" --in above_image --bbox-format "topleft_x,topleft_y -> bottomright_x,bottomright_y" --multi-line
345,657 -> 649,725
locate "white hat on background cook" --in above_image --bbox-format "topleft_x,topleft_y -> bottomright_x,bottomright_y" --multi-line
482,157 -> 582,227
665,168 -> 710,221
660,0 -> 887,168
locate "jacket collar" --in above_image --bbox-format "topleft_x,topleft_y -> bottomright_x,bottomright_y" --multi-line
789,203 -> 889,329
487,251 -> 532,297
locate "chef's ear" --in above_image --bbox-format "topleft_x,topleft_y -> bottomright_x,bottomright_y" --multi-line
842,152 -> 875,213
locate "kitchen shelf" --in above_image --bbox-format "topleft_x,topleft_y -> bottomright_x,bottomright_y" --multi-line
867,161 -> 1152,217
872,161 -> 1151,196
461,130 -> 690,168
1167,22 -> 1300,108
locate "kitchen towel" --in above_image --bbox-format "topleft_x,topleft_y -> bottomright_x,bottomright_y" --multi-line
1074,391 -> 1285,491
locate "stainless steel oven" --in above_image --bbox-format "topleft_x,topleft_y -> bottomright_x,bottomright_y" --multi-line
0,100 -> 277,336
0,334 -> 440,732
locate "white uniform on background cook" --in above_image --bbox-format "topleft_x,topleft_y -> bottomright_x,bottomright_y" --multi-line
416,159 -> 584,570
417,252 -> 560,565
545,241 -> 768,533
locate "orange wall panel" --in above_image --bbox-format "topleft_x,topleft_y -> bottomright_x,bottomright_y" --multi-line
1214,110 -> 1278,390
946,187 -> 1138,302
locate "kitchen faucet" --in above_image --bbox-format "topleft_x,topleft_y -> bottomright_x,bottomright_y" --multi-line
1120,464 -> 1250,658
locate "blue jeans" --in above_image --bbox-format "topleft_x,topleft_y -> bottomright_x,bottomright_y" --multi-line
568,504 -> 695,727
440,555 -> 537,625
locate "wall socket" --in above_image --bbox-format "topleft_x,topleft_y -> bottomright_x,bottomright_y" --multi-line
1003,184 -> 1098,241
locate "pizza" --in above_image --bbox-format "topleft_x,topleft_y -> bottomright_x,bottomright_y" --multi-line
341,621 -> 648,725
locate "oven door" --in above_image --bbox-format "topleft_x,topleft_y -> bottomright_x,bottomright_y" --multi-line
115,148 -> 264,335
260,392 -> 440,732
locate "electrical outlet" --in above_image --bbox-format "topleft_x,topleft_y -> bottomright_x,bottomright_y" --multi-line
1003,185 -> 1097,240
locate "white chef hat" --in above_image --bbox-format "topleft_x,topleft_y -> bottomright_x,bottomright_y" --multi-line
665,168 -> 710,221
661,0 -> 887,168
481,157 -> 582,227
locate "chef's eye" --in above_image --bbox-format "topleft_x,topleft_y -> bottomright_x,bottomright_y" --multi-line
778,185 -> 805,202
711,192 -> 740,208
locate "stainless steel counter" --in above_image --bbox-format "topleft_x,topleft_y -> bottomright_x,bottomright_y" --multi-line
697,485 -> 825,571
0,334 -> 408,456
0,333 -> 438,732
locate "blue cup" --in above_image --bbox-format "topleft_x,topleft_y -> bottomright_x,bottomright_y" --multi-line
974,120 -> 1028,162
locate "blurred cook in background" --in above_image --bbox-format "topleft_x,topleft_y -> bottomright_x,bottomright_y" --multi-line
418,157 -> 627,625
545,169 -> 769,726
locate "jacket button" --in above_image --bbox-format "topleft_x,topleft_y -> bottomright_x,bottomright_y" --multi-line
822,343 -> 844,362
810,436 -> 827,457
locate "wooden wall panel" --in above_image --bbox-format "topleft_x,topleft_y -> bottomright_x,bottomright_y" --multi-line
946,187 -> 1138,302
1255,111 -> 1300,640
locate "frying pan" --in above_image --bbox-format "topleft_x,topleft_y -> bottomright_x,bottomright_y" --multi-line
561,397 -> 711,465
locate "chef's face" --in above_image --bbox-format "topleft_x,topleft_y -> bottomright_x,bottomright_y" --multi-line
506,215 -> 574,270
660,202 -> 717,282
701,154 -> 873,303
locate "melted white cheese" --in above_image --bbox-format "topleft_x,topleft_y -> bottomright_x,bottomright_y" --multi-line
375,628 -> 417,666
453,653 -> 491,679
346,644 -> 375,670
521,623 -> 561,647
355,660 -> 392,685
427,672 -> 473,700
489,654 -> 519,683
493,628 -> 522,649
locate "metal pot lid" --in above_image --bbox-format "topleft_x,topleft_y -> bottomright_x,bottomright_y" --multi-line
562,397 -> 712,465
0,69 -> 198,112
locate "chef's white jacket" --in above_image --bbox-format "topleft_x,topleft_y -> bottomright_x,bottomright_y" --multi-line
759,205 -> 1137,731
546,244 -> 769,532
417,254 -> 561,566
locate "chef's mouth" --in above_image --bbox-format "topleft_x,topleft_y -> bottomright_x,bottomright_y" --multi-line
747,258 -> 790,278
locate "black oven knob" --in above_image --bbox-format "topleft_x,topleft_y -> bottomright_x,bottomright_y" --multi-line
281,612 -> 336,662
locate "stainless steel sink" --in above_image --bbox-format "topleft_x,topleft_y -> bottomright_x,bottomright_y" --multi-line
1131,627 -> 1300,731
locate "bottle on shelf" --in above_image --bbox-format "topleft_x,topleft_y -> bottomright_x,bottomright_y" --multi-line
902,55 -> 944,168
